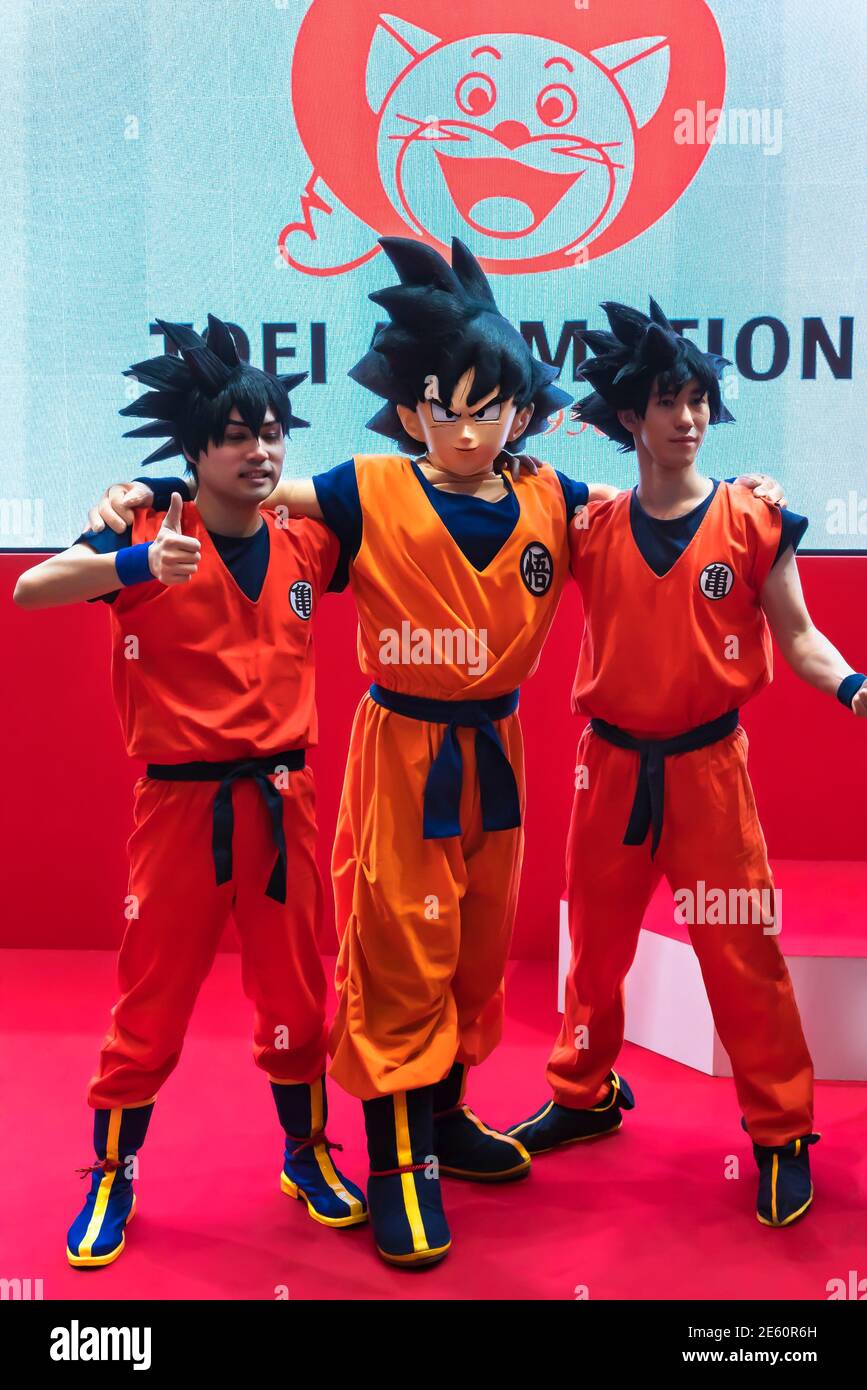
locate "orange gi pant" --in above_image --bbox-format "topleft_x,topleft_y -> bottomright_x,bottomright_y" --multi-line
548,724 -> 814,1146
328,696 -> 525,1100
88,768 -> 328,1108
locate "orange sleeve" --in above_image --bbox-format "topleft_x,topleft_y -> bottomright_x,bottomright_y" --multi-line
743,495 -> 783,594
287,517 -> 342,596
568,498 -> 612,585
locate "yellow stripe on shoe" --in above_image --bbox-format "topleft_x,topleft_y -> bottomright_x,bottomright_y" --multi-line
590,1073 -> 620,1112
280,1171 -> 367,1227
394,1092 -> 430,1254
518,1123 -> 624,1158
308,1078 -> 365,1222
278,1079 -> 366,1227
67,1195 -> 136,1268
757,1186 -> 814,1228
437,1107 -> 531,1180
78,1108 -> 122,1261
462,1107 -> 530,1158
507,1100 -> 554,1137
756,1149 -> 814,1228
312,1145 -> 366,1222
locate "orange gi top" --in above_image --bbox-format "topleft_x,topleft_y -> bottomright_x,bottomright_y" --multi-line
108,504 -> 339,762
348,455 -> 570,698
569,482 -> 782,736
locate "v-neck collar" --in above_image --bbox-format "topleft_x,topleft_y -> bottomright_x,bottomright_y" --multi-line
408,457 -> 520,573
196,511 -> 270,607
411,457 -> 515,506
628,478 -> 720,580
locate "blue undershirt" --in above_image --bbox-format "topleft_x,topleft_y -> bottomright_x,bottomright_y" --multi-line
81,471 -> 804,598
630,479 -> 809,577
311,458 -> 589,572
78,475 -> 348,601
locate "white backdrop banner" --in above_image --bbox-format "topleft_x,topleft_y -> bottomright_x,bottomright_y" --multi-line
0,0 -> 863,548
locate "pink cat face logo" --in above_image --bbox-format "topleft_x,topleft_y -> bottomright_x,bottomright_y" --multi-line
282,0 -> 726,276
372,28 -> 665,265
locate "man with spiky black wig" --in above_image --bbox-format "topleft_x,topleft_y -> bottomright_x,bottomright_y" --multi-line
86,237 -> 607,1267
508,298 -> 866,1229
347,235 -> 570,457
81,245 -> 787,1267
14,316 -> 368,1267
306,236 -> 588,1267
571,296 -> 735,446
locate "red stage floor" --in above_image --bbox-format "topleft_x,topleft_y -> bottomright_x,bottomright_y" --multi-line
2,950 -> 865,1301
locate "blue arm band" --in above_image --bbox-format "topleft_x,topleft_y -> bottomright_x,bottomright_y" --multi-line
837,673 -> 866,709
134,476 -> 191,511
115,542 -> 154,587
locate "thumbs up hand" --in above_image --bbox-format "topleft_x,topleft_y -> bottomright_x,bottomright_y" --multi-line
147,493 -> 202,584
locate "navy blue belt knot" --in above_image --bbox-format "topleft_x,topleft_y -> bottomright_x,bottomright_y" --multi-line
590,710 -> 740,858
369,685 -> 521,839
146,749 -> 306,902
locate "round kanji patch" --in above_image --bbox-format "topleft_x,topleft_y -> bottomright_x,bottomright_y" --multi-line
289,580 -> 313,619
699,562 -> 734,600
520,542 -> 554,596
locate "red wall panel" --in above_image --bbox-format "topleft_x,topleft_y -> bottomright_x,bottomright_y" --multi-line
2,555 -> 865,958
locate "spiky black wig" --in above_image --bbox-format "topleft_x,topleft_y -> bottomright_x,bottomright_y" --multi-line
570,298 -> 735,452
349,237 -> 572,455
119,314 -> 308,472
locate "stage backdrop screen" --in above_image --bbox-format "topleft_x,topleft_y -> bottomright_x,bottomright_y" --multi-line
1,0 -> 864,550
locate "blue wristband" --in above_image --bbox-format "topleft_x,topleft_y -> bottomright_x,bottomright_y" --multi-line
115,541 -> 154,587
836,673 -> 866,710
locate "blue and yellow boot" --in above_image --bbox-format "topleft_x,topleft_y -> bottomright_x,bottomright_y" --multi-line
272,1076 -> 367,1228
743,1119 -> 820,1227
364,1087 -> 451,1268
67,1101 -> 153,1268
433,1063 -> 530,1181
506,1071 -> 635,1154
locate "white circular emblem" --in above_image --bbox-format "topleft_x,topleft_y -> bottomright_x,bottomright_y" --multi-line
699,562 -> 735,600
520,541 -> 554,596
289,580 -> 313,620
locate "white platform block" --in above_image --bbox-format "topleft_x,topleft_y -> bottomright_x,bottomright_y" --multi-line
557,891 -> 867,1082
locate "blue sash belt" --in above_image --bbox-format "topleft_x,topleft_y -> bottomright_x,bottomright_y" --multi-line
369,684 -> 521,839
590,710 -> 740,858
146,748 -> 306,902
